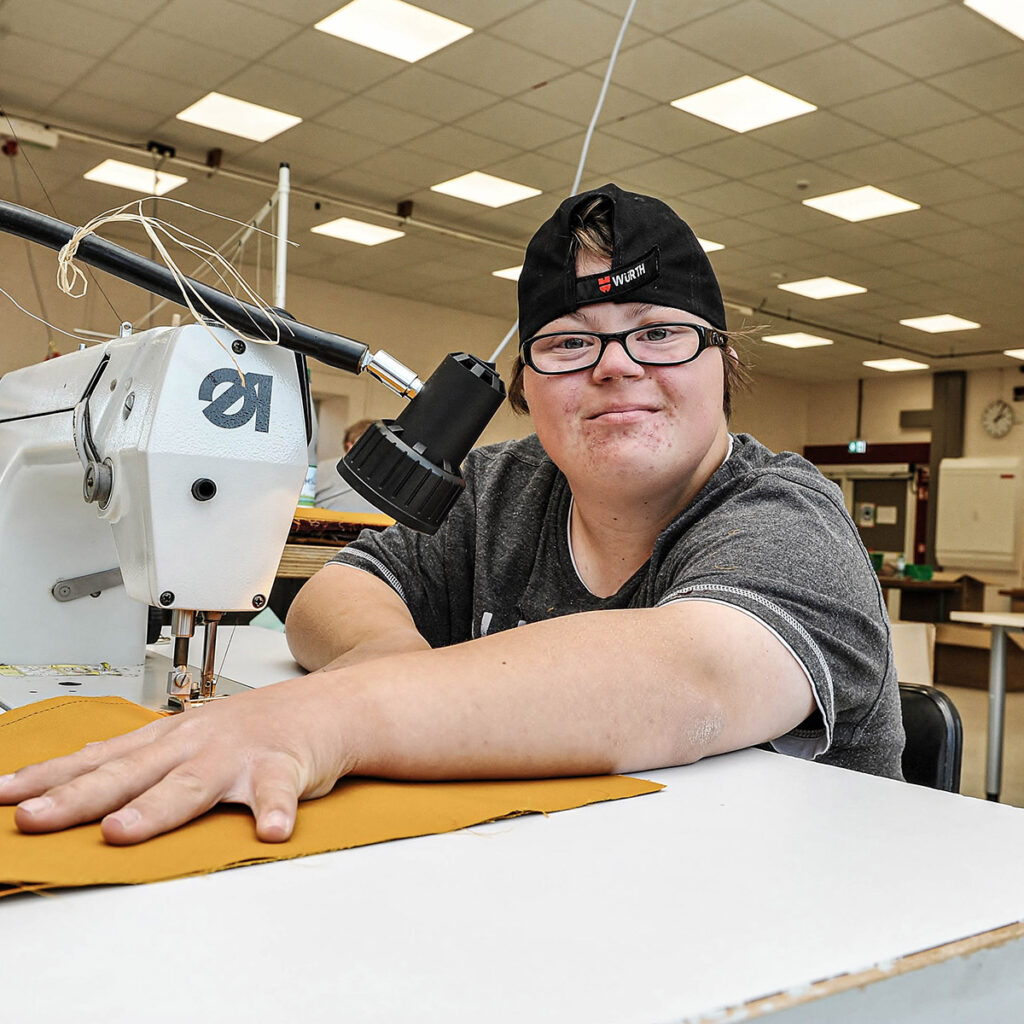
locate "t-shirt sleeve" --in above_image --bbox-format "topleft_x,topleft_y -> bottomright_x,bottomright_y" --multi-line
327,467 -> 480,648
653,470 -> 894,762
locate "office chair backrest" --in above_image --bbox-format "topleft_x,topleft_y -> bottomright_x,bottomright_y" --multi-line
899,682 -> 963,793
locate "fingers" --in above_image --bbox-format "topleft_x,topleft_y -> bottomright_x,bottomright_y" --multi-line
99,760 -> 228,845
251,769 -> 302,843
0,718 -> 171,805
97,755 -> 303,845
13,730 -> 197,835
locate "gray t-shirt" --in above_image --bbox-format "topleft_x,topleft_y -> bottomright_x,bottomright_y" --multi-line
331,432 -> 905,779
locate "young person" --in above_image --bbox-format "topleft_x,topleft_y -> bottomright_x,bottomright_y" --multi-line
1,184 -> 903,846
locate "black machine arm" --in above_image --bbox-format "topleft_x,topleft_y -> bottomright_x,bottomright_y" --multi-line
0,199 -> 507,534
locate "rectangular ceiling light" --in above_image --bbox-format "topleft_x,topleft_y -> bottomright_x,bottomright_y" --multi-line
698,237 -> 724,253
670,76 -> 816,132
899,314 -> 980,333
964,1 -> 1024,41
176,93 -> 301,142
777,277 -> 866,299
763,332 -> 833,348
863,358 -> 930,372
492,265 -> 522,281
311,217 -> 404,245
83,159 -> 187,196
315,0 -> 472,62
1003,348 -> 1024,360
802,185 -> 919,222
431,172 -> 541,208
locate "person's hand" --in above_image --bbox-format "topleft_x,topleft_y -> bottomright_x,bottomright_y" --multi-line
0,675 -> 356,845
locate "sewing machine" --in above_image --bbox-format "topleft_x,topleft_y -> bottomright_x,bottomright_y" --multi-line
0,200 -> 505,712
0,322 -> 313,709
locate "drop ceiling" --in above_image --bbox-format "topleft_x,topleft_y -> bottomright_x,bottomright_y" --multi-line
1,0 -> 1023,383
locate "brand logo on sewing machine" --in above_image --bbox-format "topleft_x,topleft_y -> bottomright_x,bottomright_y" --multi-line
198,369 -> 272,432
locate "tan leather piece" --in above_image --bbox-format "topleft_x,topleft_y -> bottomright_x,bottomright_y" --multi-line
0,696 -> 662,895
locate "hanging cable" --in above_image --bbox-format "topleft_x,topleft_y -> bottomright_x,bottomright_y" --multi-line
488,0 -> 638,364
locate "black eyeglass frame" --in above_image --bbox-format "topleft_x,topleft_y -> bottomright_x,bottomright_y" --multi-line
520,322 -> 728,376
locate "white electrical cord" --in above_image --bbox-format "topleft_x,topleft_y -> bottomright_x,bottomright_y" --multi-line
488,0 -> 638,364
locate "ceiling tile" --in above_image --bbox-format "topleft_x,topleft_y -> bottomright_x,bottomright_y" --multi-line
0,33 -> 96,91
542,130 -> 661,176
744,163 -> 858,200
928,52 -> 1024,112
885,165 -> 995,205
149,0 -> 302,60
964,151 -> 1024,189
836,82 -> 974,136
319,96 -> 439,145
905,116 -> 1024,162
109,28 -> 249,89
365,68 -> 500,121
936,190 -> 1024,227
517,74 -> 655,129
816,141 -> 943,182
0,0 -> 136,56
277,122 -> 386,167
587,37 -> 735,104
667,0 -> 833,70
457,100 -> 580,150
586,0 -> 746,34
217,66 -> 348,120
403,126 -> 521,168
615,157 -> 726,197
760,43 -> 911,106
605,105 -> 727,155
489,0 -> 650,65
421,34 -> 570,96
683,180 -> 790,217
852,5 -> 1019,78
765,0 -> 948,39
754,112 -> 883,160
682,136 -> 798,178
263,31 -> 400,92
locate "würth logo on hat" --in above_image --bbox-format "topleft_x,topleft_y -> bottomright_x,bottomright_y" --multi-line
575,247 -> 660,304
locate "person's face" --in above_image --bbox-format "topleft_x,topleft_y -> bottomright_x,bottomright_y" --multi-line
521,258 -> 729,500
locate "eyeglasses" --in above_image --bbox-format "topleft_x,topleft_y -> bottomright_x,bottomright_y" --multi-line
521,322 -> 727,376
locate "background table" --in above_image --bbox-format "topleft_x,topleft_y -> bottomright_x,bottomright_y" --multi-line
949,610 -> 1024,802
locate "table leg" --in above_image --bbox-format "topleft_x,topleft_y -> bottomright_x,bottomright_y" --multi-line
986,626 -> 1008,801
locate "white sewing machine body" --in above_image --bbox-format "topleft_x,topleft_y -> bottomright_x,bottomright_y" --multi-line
0,323 -> 308,705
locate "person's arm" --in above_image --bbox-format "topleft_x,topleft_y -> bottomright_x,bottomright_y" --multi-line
285,563 -> 430,672
0,599 -> 812,844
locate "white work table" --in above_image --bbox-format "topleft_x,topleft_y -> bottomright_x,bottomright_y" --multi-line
5,627 -> 1024,1022
949,609 -> 1024,802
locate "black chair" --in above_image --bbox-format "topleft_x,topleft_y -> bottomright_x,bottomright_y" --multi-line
899,682 -> 963,793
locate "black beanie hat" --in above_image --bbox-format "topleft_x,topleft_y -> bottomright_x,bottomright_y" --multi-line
517,183 -> 726,343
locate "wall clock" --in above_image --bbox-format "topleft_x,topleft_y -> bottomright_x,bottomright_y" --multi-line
982,398 -> 1015,438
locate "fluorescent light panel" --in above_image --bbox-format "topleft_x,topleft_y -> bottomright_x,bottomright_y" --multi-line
670,76 -> 816,132
697,237 -> 724,253
83,159 -> 187,196
311,217 -> 404,245
899,314 -> 980,333
492,266 -> 522,281
431,172 -> 541,208
863,358 -> 930,372
315,0 -> 472,62
777,277 -> 866,299
802,185 -> 919,222
763,332 -> 833,349
1003,349 -> 1024,361
176,93 -> 301,142
964,0 -> 1024,41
